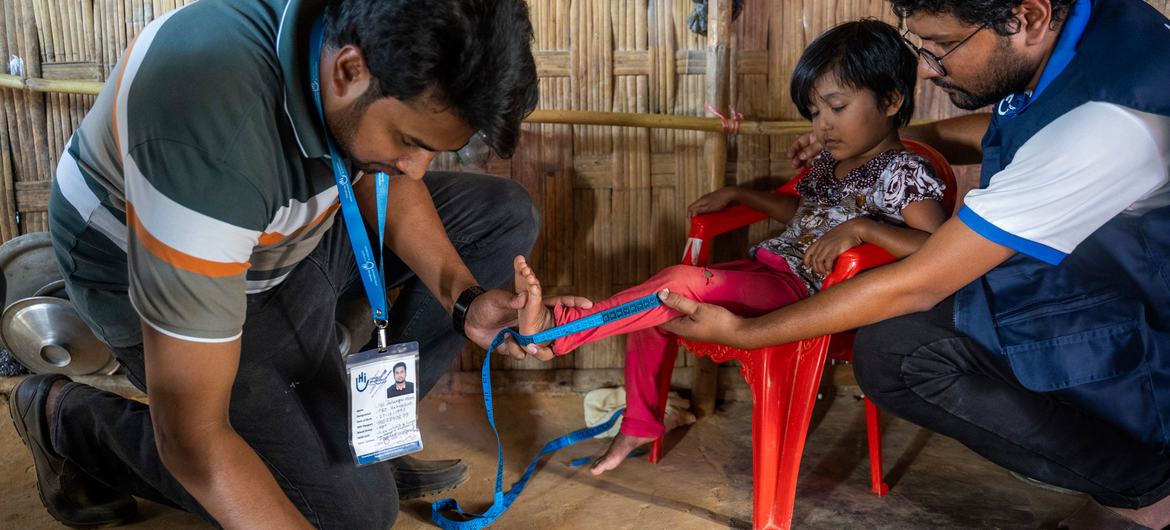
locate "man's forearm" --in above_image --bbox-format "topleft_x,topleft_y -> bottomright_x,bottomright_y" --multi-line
903,113 -> 991,166
157,425 -> 313,529
737,218 -> 1014,349
367,176 -> 477,313
144,330 -> 312,529
738,258 -> 936,349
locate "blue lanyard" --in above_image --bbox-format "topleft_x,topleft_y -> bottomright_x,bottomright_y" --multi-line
431,293 -> 663,529
308,19 -> 390,325
997,0 -> 1092,119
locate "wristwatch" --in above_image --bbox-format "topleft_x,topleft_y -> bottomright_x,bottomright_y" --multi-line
452,285 -> 486,338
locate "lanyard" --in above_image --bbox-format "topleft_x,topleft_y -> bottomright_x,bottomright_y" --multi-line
997,0 -> 1092,119
431,293 -> 663,529
308,19 -> 391,333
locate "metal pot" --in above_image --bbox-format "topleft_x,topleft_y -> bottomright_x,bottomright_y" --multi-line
0,232 -> 61,307
0,297 -> 118,376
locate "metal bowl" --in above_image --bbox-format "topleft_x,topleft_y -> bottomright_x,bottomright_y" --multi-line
0,297 -> 118,376
33,279 -> 68,299
0,232 -> 61,307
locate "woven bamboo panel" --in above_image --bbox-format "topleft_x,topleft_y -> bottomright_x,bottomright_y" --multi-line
455,0 -> 1170,373
3,0 -> 1169,374
0,0 -> 198,235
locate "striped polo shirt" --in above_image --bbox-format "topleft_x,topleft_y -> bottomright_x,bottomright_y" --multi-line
51,0 -> 343,345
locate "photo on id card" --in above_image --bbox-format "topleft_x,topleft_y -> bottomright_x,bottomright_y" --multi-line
346,341 -> 423,466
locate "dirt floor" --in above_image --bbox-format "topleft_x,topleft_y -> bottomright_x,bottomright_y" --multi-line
0,387 -> 1084,529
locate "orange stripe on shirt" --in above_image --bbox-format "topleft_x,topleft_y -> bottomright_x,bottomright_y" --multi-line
256,202 -> 340,246
127,203 -> 251,278
111,35 -> 139,158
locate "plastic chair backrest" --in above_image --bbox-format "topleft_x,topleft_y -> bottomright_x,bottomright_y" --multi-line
776,140 -> 958,214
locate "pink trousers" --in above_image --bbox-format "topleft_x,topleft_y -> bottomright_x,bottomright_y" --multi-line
552,252 -> 807,438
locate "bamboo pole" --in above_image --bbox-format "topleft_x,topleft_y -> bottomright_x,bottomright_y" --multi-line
18,0 -> 51,190
689,0 -> 734,420
0,2 -> 17,240
25,77 -> 102,94
0,77 -> 812,132
527,109 -> 820,135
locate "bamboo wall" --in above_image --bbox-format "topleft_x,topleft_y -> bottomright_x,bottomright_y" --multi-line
3,0 -> 1169,379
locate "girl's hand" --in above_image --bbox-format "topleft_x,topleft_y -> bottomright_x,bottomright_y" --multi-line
658,289 -> 749,348
688,187 -> 739,216
787,133 -> 823,168
803,218 -> 872,276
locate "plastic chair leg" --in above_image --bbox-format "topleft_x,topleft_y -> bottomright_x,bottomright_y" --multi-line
650,335 -> 679,464
751,339 -> 831,530
864,397 -> 890,496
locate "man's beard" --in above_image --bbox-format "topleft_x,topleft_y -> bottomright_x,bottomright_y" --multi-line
325,84 -> 379,170
933,40 -> 1038,110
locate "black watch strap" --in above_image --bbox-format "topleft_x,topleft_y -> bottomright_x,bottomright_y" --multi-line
452,285 -> 486,338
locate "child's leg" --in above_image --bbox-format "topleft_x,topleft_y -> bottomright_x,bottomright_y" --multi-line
551,259 -> 805,355
619,260 -> 806,437
588,259 -> 807,475
618,326 -> 675,439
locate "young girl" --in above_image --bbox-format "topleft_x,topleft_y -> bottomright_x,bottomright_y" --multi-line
515,19 -> 947,475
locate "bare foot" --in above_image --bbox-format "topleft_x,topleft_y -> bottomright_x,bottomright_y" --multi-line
514,256 -> 555,338
589,432 -> 655,476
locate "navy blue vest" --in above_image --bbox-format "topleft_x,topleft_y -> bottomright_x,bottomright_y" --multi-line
953,0 -> 1170,447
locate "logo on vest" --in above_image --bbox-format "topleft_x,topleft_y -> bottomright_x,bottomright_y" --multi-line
997,93 -> 1029,117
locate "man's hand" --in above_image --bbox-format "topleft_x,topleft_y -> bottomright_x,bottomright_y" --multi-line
462,289 -> 592,360
787,132 -> 823,169
657,289 -> 749,348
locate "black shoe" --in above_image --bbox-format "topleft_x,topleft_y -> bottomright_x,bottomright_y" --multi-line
9,374 -> 137,528
390,455 -> 469,499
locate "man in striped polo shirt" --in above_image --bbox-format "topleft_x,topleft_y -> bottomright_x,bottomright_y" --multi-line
8,0 -> 578,528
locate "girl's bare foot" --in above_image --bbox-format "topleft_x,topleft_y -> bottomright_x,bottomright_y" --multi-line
589,432 -> 655,475
514,256 -> 555,338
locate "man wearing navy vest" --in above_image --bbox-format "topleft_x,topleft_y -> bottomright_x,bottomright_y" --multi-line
660,0 -> 1170,526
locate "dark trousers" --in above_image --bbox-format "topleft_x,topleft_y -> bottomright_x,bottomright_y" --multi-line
854,297 -> 1170,509
48,172 -> 538,528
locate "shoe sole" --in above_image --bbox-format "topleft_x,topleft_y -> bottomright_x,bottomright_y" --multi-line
8,379 -> 135,529
397,471 -> 471,500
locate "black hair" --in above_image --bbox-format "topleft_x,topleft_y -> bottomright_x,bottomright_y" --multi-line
890,0 -> 1075,36
790,19 -> 918,128
393,362 -> 407,372
322,0 -> 538,158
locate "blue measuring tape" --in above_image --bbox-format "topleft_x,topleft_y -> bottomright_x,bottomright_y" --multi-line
308,19 -> 391,324
309,18 -> 665,526
431,293 -> 664,529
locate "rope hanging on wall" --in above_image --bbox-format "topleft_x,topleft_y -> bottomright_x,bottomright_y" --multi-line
686,0 -> 746,36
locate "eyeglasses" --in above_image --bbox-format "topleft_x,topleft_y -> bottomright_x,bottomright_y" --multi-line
901,24 -> 987,77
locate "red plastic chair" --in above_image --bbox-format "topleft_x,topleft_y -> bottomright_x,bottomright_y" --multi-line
649,140 -> 957,530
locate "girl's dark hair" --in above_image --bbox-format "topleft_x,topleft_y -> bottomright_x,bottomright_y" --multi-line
323,0 -> 538,158
790,19 -> 918,128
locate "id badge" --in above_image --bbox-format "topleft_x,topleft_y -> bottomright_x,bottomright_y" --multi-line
346,341 -> 423,466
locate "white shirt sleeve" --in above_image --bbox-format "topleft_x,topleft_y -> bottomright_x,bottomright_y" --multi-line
958,102 -> 1170,265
